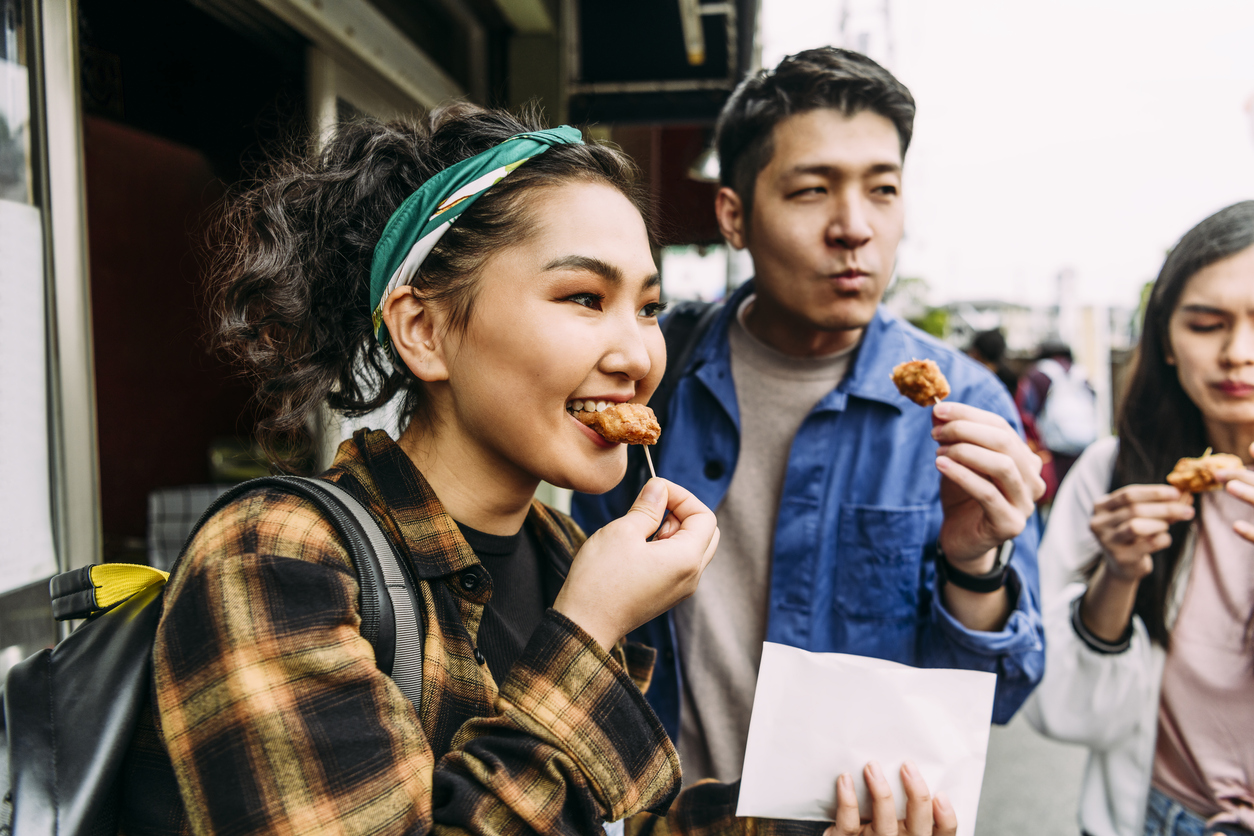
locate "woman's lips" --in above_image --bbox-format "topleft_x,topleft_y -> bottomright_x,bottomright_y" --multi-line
1214,380 -> 1254,397
569,411 -> 617,448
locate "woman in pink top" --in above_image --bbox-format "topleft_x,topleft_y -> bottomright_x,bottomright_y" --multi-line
1027,201 -> 1254,836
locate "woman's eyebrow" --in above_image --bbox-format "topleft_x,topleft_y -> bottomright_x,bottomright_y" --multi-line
544,254 -> 661,289
1178,303 -> 1230,315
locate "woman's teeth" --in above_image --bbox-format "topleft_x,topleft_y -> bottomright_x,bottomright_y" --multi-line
567,400 -> 610,413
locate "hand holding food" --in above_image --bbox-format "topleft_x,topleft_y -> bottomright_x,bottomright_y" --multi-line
571,401 -> 661,445
891,359 -> 951,406
554,478 -> 718,650
1089,484 -> 1195,582
1166,448 -> 1245,494
930,402 -> 1045,566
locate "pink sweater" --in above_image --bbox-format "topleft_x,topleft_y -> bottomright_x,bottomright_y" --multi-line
1151,485 -> 1254,830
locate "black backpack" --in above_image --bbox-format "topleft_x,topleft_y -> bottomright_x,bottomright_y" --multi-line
0,476 -> 423,836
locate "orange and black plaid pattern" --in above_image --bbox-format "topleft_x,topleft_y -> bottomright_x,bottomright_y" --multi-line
120,429 -> 824,836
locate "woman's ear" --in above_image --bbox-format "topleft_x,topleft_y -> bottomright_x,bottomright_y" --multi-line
382,287 -> 450,382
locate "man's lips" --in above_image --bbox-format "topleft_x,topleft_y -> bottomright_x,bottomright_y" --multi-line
828,270 -> 870,292
1214,380 -> 1254,397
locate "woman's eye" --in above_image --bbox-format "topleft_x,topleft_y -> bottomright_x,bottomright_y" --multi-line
1186,322 -> 1224,333
640,301 -> 668,319
565,292 -> 604,311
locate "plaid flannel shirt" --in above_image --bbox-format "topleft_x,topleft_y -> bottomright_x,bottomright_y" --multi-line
120,429 -> 822,836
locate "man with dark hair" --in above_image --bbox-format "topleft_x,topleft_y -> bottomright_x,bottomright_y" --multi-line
573,47 -> 1046,786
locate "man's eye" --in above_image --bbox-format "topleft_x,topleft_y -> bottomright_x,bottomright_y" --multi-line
790,186 -> 826,198
872,184 -> 899,196
565,292 -> 604,311
640,301 -> 668,319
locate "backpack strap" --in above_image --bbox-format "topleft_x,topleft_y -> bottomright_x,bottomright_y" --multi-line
177,475 -> 423,710
294,478 -> 423,712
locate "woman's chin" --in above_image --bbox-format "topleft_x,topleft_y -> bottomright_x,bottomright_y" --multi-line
547,457 -> 629,496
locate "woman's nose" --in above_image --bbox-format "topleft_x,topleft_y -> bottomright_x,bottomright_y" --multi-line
601,314 -> 653,380
1224,320 -> 1254,366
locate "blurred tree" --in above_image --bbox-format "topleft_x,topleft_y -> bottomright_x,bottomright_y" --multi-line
910,307 -> 949,338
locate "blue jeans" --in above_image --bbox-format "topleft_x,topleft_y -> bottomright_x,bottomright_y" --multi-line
1144,787 -> 1254,836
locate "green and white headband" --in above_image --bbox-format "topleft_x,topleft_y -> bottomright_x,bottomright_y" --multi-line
369,125 -> 585,347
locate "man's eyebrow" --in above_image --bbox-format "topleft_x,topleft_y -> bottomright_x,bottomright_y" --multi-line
544,254 -> 661,289
787,162 -> 902,177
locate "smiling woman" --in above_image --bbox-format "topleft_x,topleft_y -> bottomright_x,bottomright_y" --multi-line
111,105 -> 739,835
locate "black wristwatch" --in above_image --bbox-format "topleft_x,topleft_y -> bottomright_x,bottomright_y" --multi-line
934,539 -> 1014,593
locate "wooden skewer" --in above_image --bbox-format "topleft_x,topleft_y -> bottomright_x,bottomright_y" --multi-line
644,445 -> 657,479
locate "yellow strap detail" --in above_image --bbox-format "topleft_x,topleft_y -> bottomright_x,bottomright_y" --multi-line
89,563 -> 170,609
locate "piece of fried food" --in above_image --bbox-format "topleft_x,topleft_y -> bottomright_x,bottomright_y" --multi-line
891,359 -> 951,406
1166,450 -> 1244,494
574,402 -> 661,445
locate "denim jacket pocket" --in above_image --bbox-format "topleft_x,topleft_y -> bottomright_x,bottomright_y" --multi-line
832,504 -> 929,620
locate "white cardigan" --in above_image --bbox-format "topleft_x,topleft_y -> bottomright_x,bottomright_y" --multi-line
1023,437 -> 1193,836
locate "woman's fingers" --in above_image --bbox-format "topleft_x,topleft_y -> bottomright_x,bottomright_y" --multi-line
1234,519 -> 1254,544
1093,484 -> 1190,514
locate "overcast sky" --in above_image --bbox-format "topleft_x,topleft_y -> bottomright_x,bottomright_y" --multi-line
760,0 -> 1254,309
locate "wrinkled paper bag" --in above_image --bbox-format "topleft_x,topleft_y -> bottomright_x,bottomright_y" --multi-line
736,643 -> 996,836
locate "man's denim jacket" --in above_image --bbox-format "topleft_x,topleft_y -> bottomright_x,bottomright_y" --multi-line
572,280 -> 1046,739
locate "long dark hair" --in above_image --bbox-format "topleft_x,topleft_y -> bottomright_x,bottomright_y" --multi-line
208,103 -> 649,467
1109,200 -> 1254,646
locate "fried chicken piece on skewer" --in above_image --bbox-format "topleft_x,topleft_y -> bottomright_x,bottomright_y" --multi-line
891,358 -> 951,406
1166,449 -> 1244,494
572,402 -> 661,445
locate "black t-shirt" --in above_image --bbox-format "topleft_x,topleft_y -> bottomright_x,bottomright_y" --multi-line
455,521 -> 564,684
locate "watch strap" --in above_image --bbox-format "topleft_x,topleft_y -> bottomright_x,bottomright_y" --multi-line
935,539 -> 1013,593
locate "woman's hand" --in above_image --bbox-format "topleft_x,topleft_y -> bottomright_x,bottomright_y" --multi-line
824,761 -> 957,836
1081,483 -> 1194,643
1219,441 -> 1254,543
554,478 -> 719,650
1089,484 -> 1195,582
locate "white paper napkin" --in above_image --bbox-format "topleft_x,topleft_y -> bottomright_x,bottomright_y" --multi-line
736,643 -> 996,836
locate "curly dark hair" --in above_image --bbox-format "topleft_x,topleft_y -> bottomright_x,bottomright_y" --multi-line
714,46 -> 915,220
209,103 -> 651,465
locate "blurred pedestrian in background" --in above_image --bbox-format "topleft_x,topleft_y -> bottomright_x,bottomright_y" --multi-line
1017,340 -> 1098,495
966,328 -> 1019,396
1025,200 -> 1254,836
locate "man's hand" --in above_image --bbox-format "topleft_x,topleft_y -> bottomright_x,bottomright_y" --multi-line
824,761 -> 957,836
931,402 -> 1046,572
